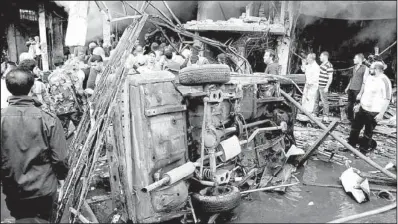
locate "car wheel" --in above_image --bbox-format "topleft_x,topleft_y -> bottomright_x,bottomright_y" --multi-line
192,185 -> 241,213
179,64 -> 231,86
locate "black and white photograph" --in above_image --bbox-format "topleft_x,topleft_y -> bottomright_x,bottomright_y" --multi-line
0,1 -> 397,223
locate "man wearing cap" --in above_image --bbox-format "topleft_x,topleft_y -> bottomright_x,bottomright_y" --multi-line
88,42 -> 97,55
186,42 -> 209,67
347,61 -> 392,155
93,45 -> 106,62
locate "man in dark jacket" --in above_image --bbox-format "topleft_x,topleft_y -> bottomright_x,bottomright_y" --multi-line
1,68 -> 69,221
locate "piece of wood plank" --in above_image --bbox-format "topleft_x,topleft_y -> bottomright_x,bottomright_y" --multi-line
359,173 -> 396,186
297,120 -> 339,167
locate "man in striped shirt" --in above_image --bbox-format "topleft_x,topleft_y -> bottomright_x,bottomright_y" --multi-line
346,61 -> 392,155
314,51 -> 333,122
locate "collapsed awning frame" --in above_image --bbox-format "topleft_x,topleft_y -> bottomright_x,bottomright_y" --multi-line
94,0 -> 254,73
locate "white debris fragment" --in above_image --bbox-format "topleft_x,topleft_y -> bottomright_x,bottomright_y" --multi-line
340,167 -> 370,203
308,201 -> 314,206
285,145 -> 305,158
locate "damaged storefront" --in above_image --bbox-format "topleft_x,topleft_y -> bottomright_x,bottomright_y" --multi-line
1,1 -> 67,70
290,1 -> 397,92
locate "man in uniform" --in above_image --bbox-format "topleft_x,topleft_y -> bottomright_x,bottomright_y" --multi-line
48,59 -> 86,136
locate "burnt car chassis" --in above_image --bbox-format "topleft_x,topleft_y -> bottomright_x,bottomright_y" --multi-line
134,66 -> 298,223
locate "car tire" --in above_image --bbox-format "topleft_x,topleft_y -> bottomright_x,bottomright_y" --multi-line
192,185 -> 241,213
179,64 -> 231,86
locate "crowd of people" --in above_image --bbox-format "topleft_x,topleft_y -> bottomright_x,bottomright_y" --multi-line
123,27 -> 233,75
0,27 -> 238,222
261,47 -> 392,157
298,51 -> 392,156
0,25 -> 393,222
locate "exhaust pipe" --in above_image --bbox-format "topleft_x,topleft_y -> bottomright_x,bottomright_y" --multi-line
142,162 -> 196,193
141,176 -> 170,193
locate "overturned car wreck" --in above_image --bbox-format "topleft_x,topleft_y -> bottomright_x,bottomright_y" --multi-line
123,67 -> 297,222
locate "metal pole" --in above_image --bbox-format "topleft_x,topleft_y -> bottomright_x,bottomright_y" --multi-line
280,90 -> 397,180
241,182 -> 299,194
327,203 -> 397,223
162,1 -> 182,26
224,120 -> 270,133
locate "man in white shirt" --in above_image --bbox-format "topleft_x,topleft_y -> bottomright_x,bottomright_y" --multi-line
347,61 -> 392,155
34,36 -> 42,70
301,53 -> 320,115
